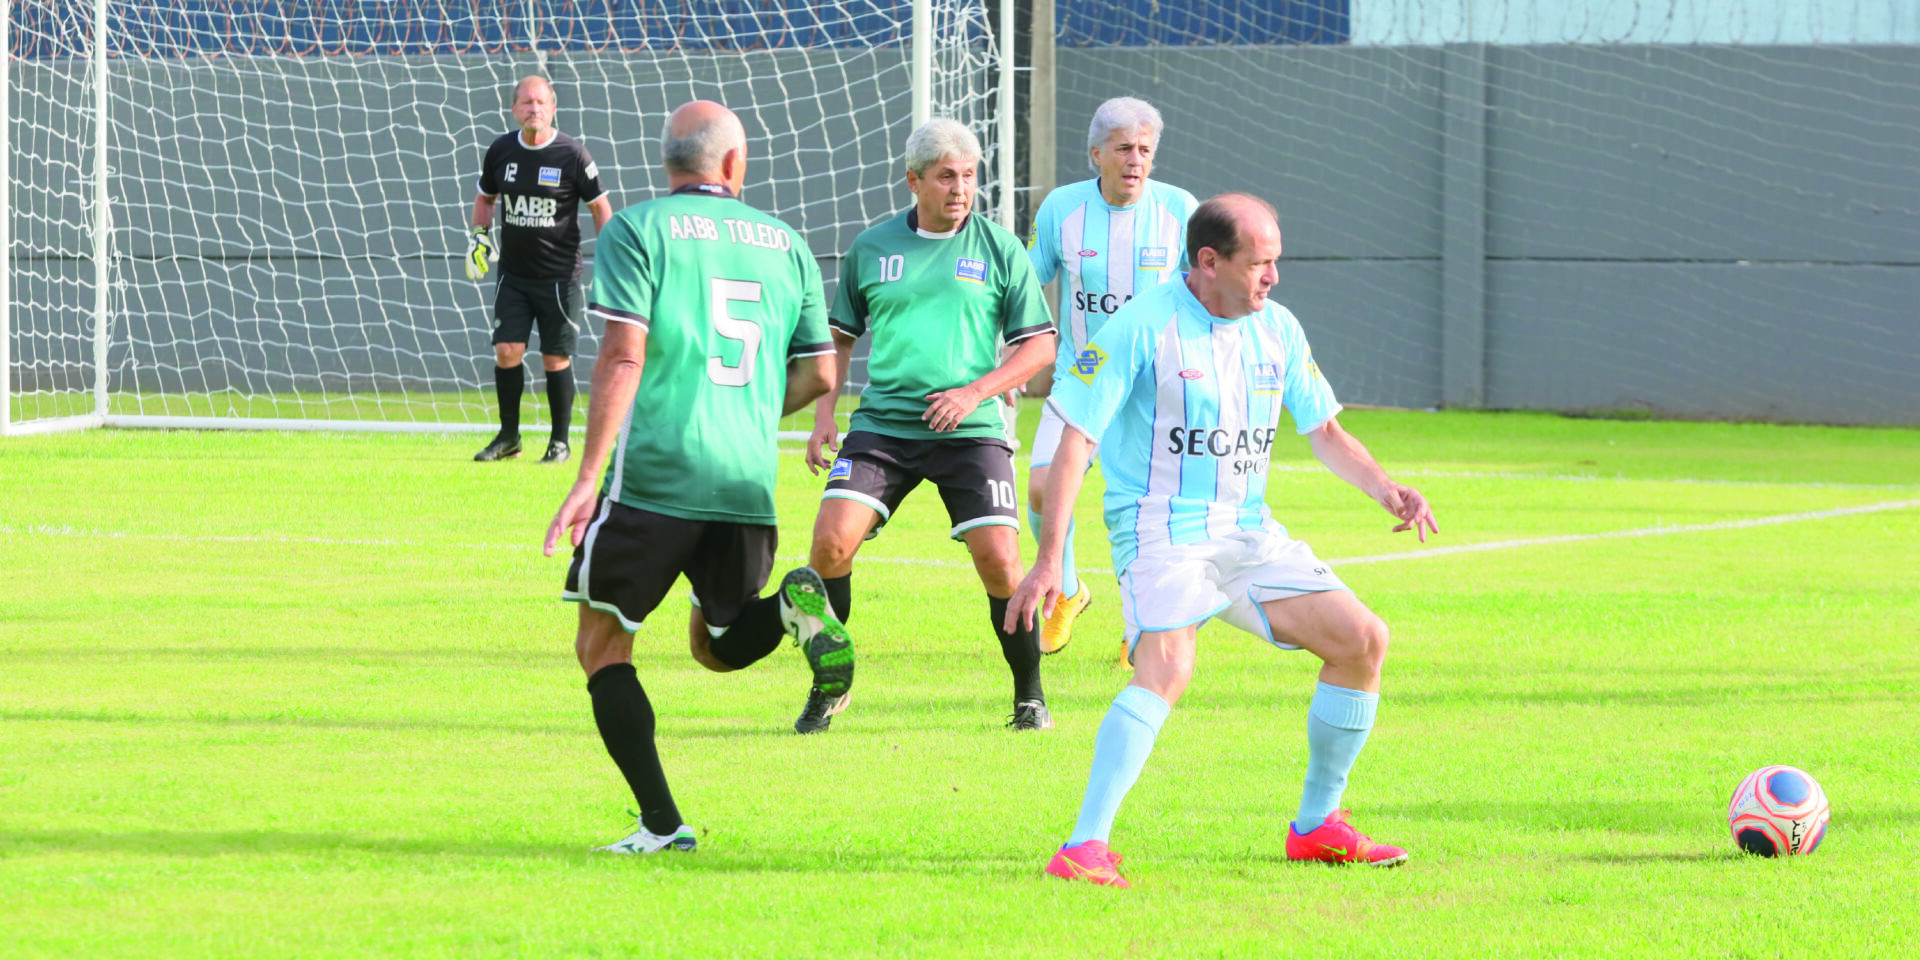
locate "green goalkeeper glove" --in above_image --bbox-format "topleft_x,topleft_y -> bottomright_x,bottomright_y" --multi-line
465,226 -> 497,280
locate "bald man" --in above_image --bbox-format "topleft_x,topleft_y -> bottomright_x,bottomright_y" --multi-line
544,100 -> 843,854
1008,193 -> 1439,886
469,75 -> 615,464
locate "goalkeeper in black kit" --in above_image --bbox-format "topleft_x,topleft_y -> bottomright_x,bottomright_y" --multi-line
467,75 -> 614,464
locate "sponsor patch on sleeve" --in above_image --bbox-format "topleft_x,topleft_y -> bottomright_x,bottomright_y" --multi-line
1138,246 -> 1171,270
955,257 -> 988,283
538,166 -> 562,186
827,458 -> 854,482
585,161 -> 599,180
1071,344 -> 1108,385
1252,362 -> 1283,394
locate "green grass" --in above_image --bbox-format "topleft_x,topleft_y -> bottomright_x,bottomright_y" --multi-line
3,405 -> 1918,958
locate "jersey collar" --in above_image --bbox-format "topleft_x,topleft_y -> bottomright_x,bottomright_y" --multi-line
906,207 -> 967,239
670,182 -> 737,198
517,129 -> 561,150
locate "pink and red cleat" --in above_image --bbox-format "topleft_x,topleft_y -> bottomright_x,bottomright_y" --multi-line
1285,810 -> 1409,867
1048,812 -> 1405,889
1045,840 -> 1130,888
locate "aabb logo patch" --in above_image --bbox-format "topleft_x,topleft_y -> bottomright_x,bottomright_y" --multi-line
1252,362 -> 1282,394
955,258 -> 988,283
1071,344 -> 1108,385
1138,247 -> 1171,270
538,166 -> 562,187
827,459 -> 853,481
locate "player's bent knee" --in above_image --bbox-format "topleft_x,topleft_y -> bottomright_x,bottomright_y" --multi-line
541,355 -> 571,371
1346,614 -> 1390,674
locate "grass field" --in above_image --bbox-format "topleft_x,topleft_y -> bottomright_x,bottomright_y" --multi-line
4,405 -> 1918,958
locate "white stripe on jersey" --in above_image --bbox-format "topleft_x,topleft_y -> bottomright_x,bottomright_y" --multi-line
1061,205 -> 1089,353
1106,208 -> 1136,317
1208,320 -> 1249,540
1137,314 -> 1187,554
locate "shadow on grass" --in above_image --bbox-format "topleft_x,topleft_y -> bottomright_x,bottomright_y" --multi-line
0,828 -> 1031,878
1573,851 -> 1745,864
2,707 -> 578,738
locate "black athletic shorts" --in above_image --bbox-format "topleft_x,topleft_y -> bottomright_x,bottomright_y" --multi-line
562,499 -> 776,632
822,430 -> 1020,541
493,272 -> 582,356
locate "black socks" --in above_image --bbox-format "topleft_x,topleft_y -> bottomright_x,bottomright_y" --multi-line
546,367 -> 575,444
493,363 -> 525,436
824,574 -> 852,624
989,596 -> 1045,704
705,595 -> 786,669
586,663 -> 682,835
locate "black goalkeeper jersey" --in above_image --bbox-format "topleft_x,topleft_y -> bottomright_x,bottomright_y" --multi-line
476,130 -> 608,281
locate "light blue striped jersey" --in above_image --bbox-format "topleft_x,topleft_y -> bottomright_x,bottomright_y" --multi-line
1028,178 -> 1199,385
1046,278 -> 1342,574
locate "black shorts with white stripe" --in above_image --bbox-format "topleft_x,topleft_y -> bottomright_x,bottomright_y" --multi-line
492,272 -> 582,356
562,499 -> 776,633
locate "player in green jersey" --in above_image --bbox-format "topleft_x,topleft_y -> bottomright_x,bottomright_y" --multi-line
799,119 -> 1059,733
543,101 -> 849,854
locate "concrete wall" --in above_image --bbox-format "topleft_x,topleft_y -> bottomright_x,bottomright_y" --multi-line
1056,43 -> 1920,425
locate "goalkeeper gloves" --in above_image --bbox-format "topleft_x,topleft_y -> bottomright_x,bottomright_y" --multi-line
465,226 -> 498,280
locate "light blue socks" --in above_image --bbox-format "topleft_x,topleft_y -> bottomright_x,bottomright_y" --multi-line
1295,681 -> 1379,832
1028,507 -> 1080,598
1066,685 -> 1171,846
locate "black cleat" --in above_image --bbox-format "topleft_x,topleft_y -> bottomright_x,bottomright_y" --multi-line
539,440 -> 570,464
794,686 -> 851,735
473,433 -> 522,462
1007,699 -> 1054,732
777,566 -> 855,734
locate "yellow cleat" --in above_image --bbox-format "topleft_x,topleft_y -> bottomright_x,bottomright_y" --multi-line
1039,578 -> 1092,655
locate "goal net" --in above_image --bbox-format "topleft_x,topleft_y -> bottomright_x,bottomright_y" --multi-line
3,0 -> 1007,436
1046,1 -> 1920,425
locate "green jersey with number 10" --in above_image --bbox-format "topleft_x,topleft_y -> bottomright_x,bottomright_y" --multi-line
586,186 -> 832,524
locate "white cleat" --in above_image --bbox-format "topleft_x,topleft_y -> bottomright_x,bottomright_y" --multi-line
592,821 -> 697,854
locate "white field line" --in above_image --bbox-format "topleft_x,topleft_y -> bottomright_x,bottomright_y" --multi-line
6,498 -> 1917,573
778,447 -> 1920,493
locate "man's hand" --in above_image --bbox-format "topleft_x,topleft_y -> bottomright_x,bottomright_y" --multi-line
544,479 -> 600,556
466,226 -> 498,280
923,384 -> 984,433
806,414 -> 841,475
1003,556 -> 1063,634
1378,482 -> 1438,542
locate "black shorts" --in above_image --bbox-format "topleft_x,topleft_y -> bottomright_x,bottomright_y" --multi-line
562,499 -> 776,632
822,431 -> 1020,541
493,272 -> 582,356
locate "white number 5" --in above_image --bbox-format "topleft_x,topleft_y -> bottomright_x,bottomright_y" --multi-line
707,277 -> 764,387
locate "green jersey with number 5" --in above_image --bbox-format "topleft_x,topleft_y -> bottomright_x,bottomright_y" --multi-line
585,185 -> 832,524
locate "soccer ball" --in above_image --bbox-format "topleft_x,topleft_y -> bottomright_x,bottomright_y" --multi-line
1728,765 -> 1830,857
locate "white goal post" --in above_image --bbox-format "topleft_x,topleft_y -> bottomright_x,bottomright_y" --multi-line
2,0 -> 1015,437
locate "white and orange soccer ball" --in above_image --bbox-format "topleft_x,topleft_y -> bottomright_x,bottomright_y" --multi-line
1728,765 -> 1830,857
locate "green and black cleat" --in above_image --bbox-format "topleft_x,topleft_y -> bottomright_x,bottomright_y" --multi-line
777,566 -> 855,734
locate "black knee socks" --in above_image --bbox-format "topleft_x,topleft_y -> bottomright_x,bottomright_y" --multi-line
586,663 -> 682,835
824,574 -> 852,624
545,367 -> 575,444
494,364 -> 525,436
705,595 -> 786,669
989,596 -> 1044,704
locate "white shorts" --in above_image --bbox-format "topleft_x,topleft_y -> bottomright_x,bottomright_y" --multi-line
1030,401 -> 1099,470
1116,528 -> 1348,656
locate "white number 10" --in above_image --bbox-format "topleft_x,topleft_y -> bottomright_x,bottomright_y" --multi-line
707,277 -> 764,387
986,479 -> 1016,509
